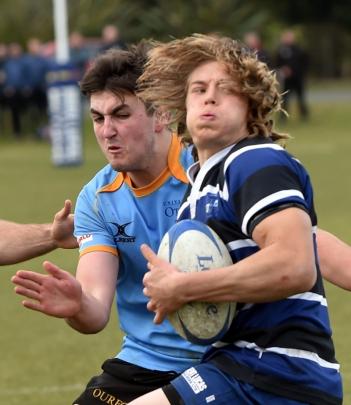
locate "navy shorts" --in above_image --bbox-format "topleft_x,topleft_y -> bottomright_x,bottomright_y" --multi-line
163,362 -> 309,405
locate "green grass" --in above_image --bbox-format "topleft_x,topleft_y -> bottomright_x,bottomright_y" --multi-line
1,91 -> 351,403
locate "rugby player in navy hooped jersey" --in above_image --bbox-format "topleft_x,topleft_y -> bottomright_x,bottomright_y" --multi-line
131,34 -> 343,404
11,41 -> 348,405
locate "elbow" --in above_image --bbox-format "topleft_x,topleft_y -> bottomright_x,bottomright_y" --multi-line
289,260 -> 317,294
66,313 -> 110,334
299,263 -> 317,292
278,251 -> 316,296
80,325 -> 105,335
83,314 -> 110,334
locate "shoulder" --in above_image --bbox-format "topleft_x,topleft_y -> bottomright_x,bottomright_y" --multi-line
224,138 -> 288,171
78,164 -> 118,199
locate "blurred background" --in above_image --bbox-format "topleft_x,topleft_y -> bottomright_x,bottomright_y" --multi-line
0,0 -> 350,404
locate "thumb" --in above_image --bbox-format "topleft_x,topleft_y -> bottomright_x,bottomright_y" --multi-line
140,244 -> 158,264
56,199 -> 72,221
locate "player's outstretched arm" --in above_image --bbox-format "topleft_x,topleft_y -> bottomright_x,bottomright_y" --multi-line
0,200 -> 77,266
12,252 -> 118,334
12,261 -> 82,317
317,229 -> 351,291
0,221 -> 55,265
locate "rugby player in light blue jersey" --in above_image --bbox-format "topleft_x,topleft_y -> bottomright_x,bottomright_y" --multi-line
11,41 -> 350,405
132,34 -> 343,405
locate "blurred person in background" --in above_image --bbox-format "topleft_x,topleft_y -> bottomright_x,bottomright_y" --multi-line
243,31 -> 272,67
0,42 -> 8,130
2,42 -> 26,138
275,29 -> 309,121
99,24 -> 127,53
22,37 -> 50,138
69,31 -> 92,80
0,200 -> 76,266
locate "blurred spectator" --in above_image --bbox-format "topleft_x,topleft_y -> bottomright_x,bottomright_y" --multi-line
69,31 -> 92,80
22,37 -> 50,136
3,42 -> 26,137
0,43 -> 7,128
243,31 -> 272,68
99,24 -> 127,52
275,30 -> 309,120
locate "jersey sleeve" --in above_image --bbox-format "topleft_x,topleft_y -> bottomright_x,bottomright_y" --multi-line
74,186 -> 118,257
226,146 -> 314,236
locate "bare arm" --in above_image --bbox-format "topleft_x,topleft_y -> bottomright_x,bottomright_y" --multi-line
317,229 -> 351,291
0,200 -> 77,266
0,221 -> 55,265
142,208 -> 316,324
66,252 -> 118,333
11,251 -> 118,334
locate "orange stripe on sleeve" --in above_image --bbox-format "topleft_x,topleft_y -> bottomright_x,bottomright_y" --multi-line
80,245 -> 119,257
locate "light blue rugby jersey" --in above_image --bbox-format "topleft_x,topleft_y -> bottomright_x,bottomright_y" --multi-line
74,135 -> 206,372
178,136 -> 343,405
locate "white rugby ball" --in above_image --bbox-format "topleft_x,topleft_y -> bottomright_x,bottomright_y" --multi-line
157,219 -> 236,345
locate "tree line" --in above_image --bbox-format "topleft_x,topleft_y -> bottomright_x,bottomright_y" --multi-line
0,0 -> 350,78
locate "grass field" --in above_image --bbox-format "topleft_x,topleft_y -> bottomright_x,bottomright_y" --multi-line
0,88 -> 351,404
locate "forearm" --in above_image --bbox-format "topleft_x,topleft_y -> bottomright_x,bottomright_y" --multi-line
317,229 -> 351,290
176,242 -> 315,304
0,221 -> 56,265
65,291 -> 111,334
143,209 -> 316,322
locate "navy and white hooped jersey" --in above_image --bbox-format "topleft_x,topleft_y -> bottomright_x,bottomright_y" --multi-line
74,134 -> 207,372
178,136 -> 342,404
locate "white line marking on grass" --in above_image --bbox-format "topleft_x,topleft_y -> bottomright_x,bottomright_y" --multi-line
0,383 -> 84,396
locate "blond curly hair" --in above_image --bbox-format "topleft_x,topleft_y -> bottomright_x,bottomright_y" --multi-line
137,34 -> 288,145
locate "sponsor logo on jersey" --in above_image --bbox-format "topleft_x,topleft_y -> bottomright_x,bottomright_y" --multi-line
110,222 -> 136,243
91,388 -> 126,405
163,199 -> 181,217
182,367 -> 207,394
77,234 -> 93,246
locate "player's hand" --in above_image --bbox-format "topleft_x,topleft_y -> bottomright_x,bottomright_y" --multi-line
51,200 -> 78,249
11,261 -> 82,318
140,243 -> 184,324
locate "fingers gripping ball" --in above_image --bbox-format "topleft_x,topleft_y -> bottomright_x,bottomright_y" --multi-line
157,219 -> 236,345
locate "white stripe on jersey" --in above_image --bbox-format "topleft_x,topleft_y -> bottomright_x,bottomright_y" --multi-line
223,143 -> 285,174
233,340 -> 340,370
237,290 -> 326,312
242,189 -> 305,235
227,239 -> 258,251
288,292 -> 328,307
177,199 -> 189,219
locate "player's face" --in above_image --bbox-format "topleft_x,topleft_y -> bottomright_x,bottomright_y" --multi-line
186,61 -> 249,162
90,91 -> 157,173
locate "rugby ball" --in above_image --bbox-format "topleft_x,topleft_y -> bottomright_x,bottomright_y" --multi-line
157,219 -> 236,345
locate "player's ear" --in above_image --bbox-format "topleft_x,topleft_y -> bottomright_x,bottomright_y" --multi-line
154,109 -> 171,133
